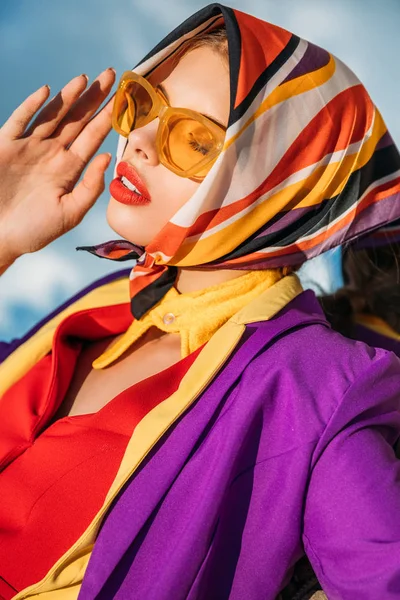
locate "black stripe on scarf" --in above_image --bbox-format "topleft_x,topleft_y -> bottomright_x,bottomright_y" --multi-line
130,266 -> 178,320
214,142 -> 400,262
228,28 -> 301,125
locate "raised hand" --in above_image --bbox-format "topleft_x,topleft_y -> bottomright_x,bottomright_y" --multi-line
0,68 -> 116,271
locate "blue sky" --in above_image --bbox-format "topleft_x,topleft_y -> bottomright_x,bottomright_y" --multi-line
0,0 -> 399,341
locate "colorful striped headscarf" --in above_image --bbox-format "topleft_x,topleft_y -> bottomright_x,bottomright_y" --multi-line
81,3 -> 400,319
352,218 -> 400,250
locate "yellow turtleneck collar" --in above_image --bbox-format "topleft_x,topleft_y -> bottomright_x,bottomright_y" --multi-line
93,269 -> 283,369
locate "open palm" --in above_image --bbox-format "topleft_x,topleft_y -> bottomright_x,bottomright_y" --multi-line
0,68 -> 116,268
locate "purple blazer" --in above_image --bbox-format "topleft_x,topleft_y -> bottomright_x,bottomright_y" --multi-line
78,291 -> 400,600
354,323 -> 400,357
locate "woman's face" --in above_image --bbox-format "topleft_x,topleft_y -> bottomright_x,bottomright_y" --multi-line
107,45 -> 230,247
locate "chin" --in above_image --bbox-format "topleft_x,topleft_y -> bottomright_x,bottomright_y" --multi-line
106,197 -> 151,247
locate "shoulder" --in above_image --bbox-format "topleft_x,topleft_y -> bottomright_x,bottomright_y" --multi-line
241,305 -> 399,433
354,322 -> 400,357
1,269 -> 131,363
270,317 -> 387,378
243,289 -> 390,393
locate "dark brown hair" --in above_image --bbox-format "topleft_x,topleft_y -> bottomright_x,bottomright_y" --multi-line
320,242 -> 400,337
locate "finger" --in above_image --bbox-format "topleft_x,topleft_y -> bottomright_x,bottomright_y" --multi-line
1,85 -> 50,139
68,94 -> 115,163
25,74 -> 89,139
54,68 -> 116,146
62,153 -> 112,227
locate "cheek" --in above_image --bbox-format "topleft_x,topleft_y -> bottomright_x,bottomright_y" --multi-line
156,173 -> 200,215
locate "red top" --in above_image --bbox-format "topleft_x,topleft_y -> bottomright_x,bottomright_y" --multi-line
0,304 -> 199,599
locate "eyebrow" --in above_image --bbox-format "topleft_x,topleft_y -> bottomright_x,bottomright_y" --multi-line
157,83 -> 226,130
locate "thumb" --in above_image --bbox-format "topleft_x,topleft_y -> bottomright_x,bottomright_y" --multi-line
63,152 -> 112,226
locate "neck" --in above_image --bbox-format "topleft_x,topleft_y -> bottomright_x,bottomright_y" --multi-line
175,267 -> 250,294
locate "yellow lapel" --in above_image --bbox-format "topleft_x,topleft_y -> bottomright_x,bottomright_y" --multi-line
0,276 -> 130,398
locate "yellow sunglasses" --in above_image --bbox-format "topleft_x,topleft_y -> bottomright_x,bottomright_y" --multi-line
112,71 -> 226,180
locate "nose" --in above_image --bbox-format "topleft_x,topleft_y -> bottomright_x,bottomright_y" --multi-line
125,119 -> 159,166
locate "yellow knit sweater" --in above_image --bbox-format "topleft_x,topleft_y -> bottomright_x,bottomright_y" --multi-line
93,269 -> 283,368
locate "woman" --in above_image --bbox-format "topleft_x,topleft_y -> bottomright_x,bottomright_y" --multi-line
321,223 -> 400,355
1,4 -> 400,599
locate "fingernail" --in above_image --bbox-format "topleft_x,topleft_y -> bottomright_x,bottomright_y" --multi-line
42,84 -> 50,91
81,74 -> 89,82
107,67 -> 116,75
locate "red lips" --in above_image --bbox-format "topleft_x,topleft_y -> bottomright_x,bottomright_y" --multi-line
109,162 -> 151,206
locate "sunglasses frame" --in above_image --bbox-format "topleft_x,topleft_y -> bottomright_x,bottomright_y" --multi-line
112,71 -> 226,179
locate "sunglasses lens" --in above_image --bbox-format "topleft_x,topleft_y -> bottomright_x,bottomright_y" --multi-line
114,80 -> 154,136
162,113 -> 219,176
113,73 -> 224,178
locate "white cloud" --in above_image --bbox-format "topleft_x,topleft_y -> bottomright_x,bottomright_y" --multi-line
0,249 -> 83,314
298,251 -> 342,295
